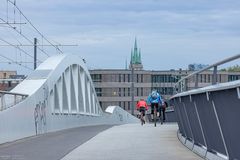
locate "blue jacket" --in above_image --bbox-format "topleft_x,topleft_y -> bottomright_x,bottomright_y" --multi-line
147,92 -> 162,104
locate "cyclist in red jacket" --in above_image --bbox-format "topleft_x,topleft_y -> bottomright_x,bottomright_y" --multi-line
136,99 -> 148,124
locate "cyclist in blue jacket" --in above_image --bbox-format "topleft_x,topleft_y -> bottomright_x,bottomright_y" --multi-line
147,90 -> 162,121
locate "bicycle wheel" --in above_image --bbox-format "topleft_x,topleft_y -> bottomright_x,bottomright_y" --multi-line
140,112 -> 144,125
154,107 -> 157,127
160,114 -> 163,124
160,108 -> 163,125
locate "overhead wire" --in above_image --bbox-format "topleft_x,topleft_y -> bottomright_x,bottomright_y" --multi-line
0,0 -> 66,71
0,53 -> 33,70
7,0 -> 63,54
1,25 -> 44,63
0,17 -> 50,57
0,37 -> 42,63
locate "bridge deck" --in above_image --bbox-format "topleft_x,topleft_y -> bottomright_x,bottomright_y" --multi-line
62,123 -> 203,160
0,125 -> 113,160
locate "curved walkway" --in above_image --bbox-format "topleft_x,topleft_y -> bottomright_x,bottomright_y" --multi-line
62,123 -> 203,160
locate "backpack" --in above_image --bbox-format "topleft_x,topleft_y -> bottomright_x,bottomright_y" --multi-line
151,91 -> 158,100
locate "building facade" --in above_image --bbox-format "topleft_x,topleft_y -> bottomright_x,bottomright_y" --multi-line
90,40 -> 240,113
0,71 -> 24,91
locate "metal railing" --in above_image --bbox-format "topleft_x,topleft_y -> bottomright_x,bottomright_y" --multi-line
0,91 -> 28,111
175,53 -> 240,93
171,53 -> 240,160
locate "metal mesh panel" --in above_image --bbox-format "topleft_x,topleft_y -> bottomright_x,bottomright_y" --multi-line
178,100 -> 193,140
183,96 -> 205,146
194,93 -> 226,155
211,88 -> 240,160
173,99 -> 185,136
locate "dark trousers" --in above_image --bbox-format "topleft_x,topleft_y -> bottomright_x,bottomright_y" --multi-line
159,106 -> 166,121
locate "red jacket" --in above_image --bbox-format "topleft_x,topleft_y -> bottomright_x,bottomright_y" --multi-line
136,100 -> 148,110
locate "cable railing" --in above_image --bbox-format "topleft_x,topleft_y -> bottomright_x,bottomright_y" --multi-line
174,53 -> 240,93
0,90 -> 28,111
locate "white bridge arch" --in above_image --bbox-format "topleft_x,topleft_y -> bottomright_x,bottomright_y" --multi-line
0,54 -> 137,144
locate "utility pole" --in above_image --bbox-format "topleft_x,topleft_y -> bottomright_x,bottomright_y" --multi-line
131,60 -> 134,115
34,38 -> 37,70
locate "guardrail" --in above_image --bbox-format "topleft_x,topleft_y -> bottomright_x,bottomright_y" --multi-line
175,53 -> 240,93
0,91 -> 28,111
171,53 -> 240,160
171,81 -> 240,160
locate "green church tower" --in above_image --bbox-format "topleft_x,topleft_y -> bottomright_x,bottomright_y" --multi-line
129,38 -> 143,70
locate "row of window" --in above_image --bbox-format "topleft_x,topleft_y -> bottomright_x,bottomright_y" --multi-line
228,75 -> 240,81
92,73 -> 239,84
95,87 -> 148,97
91,74 -> 146,83
152,75 -> 181,83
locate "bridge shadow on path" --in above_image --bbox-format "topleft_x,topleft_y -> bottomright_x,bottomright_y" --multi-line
0,125 -> 113,160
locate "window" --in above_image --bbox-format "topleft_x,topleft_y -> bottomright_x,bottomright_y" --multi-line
95,88 -> 102,96
118,74 -> 121,82
8,81 -> 12,87
118,88 -> 121,96
123,88 -> 126,96
208,74 -> 211,83
3,73 -> 6,79
141,88 -> 143,96
128,88 -> 130,96
91,74 -> 102,82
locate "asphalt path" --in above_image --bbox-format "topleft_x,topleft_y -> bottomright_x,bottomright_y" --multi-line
62,124 -> 203,160
0,125 -> 113,160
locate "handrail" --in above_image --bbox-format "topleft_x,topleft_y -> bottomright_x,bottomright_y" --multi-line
0,90 -> 28,97
175,53 -> 240,93
0,91 -> 28,111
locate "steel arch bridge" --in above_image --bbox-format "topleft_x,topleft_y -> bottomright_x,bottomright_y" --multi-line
0,54 -> 137,144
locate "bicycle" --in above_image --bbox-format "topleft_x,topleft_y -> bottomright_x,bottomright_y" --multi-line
140,110 -> 144,125
159,105 -> 166,125
153,105 -> 157,127
159,113 -> 163,125
139,107 -> 146,125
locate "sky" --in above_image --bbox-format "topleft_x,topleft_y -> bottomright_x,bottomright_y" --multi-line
1,0 -> 240,74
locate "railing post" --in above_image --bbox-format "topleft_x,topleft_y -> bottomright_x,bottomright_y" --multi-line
14,95 -> 17,105
185,79 -> 188,91
212,66 -> 218,85
0,94 -> 2,111
195,74 -> 199,89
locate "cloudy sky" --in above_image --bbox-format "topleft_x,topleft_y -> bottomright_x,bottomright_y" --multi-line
1,0 -> 240,74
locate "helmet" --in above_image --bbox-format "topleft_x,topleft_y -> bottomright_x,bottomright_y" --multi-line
151,90 -> 158,99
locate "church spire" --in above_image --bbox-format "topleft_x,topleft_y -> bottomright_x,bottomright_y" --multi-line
129,38 -> 143,70
134,37 -> 137,50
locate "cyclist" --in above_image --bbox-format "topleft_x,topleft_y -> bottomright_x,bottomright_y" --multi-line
159,100 -> 168,123
147,90 -> 162,122
136,99 -> 148,124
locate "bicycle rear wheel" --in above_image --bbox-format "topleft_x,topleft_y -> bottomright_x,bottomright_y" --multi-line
140,112 -> 144,125
154,107 -> 157,127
